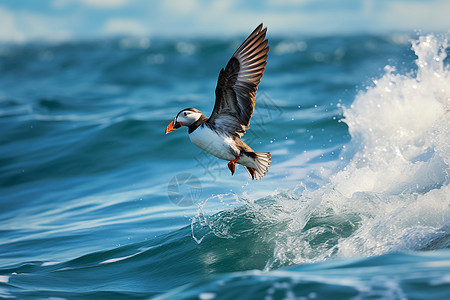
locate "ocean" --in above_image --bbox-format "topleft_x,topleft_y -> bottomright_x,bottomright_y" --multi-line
0,32 -> 449,299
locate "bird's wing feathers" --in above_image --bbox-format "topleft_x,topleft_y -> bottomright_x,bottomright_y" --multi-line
207,24 -> 269,136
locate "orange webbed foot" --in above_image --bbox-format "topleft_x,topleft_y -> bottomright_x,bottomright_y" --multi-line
227,157 -> 240,176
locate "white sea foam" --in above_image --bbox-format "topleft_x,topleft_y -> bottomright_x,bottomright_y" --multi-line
235,33 -> 450,268
289,33 -> 448,264
100,246 -> 153,264
336,34 -> 449,197
41,261 -> 59,266
309,34 -> 450,259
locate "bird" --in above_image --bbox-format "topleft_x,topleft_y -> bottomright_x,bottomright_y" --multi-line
165,24 -> 271,180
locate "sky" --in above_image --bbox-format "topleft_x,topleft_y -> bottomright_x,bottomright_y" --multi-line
0,0 -> 449,42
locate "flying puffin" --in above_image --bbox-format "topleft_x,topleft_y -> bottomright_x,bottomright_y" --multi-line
165,24 -> 271,180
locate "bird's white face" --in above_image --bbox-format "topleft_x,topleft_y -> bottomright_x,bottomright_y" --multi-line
175,110 -> 202,126
165,108 -> 203,134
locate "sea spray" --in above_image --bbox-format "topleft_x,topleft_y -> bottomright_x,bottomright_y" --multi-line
338,34 -> 449,196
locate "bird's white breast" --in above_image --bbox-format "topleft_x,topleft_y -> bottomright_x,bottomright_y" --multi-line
189,125 -> 236,161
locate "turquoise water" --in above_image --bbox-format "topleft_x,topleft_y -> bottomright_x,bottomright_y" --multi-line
0,32 -> 449,299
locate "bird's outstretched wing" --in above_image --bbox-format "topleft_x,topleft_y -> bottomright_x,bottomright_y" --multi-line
207,24 -> 269,136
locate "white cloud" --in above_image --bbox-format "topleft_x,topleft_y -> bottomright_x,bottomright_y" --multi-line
381,0 -> 450,32
0,6 -> 26,42
102,18 -> 148,36
20,12 -> 70,41
2,0 -> 450,42
0,5 -> 71,42
157,0 -> 314,37
52,0 -> 130,9
52,0 -> 71,9
161,0 -> 199,15
266,0 -> 310,7
81,0 -> 130,8
182,0 -> 450,35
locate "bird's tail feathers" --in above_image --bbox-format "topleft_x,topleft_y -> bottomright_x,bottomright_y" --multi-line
245,152 -> 271,180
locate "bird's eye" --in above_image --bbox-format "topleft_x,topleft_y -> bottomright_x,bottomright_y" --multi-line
184,112 -> 187,116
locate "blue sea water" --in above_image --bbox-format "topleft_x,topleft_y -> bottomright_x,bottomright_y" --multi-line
0,32 -> 449,299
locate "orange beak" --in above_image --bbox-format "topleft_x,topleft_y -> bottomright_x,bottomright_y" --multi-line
165,120 -> 183,134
